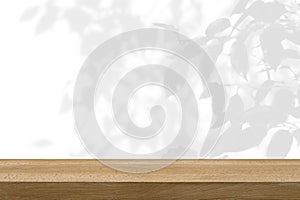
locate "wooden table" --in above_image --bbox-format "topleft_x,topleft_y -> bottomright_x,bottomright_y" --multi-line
1,160 -> 300,199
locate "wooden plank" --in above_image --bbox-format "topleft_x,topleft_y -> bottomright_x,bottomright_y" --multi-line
1,159 -> 300,182
1,182 -> 300,199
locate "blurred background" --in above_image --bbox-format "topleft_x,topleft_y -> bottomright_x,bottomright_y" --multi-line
1,0 -> 300,158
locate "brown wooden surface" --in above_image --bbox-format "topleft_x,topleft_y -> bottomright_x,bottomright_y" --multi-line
0,159 -> 300,182
1,160 -> 300,199
1,182 -> 300,200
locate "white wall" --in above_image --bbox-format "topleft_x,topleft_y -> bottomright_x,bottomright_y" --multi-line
1,0 -> 299,158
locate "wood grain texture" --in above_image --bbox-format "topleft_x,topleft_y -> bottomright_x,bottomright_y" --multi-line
1,159 -> 300,182
1,160 -> 300,199
1,183 -> 300,200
